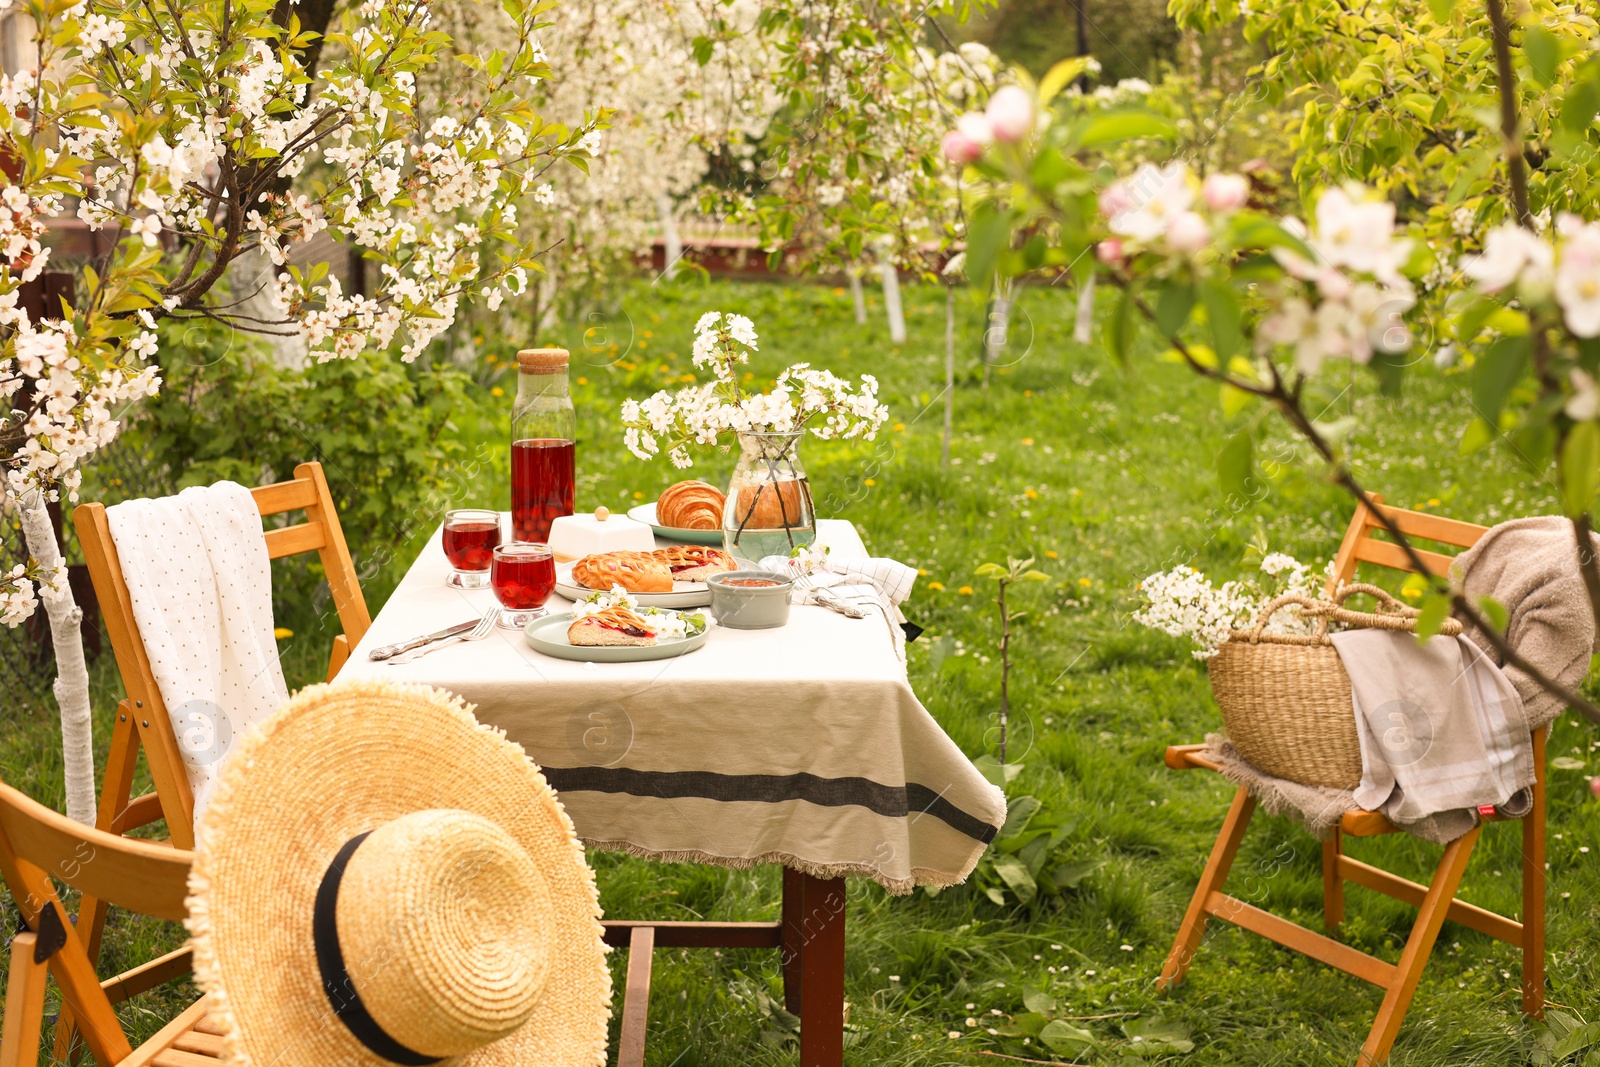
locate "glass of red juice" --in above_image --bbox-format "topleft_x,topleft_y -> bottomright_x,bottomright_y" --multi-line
442,509 -> 501,588
511,438 -> 575,542
491,542 -> 556,628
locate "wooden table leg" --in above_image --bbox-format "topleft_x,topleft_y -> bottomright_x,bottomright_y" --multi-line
781,869 -> 846,1067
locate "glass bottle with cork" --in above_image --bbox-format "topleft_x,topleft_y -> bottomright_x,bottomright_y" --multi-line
511,347 -> 576,543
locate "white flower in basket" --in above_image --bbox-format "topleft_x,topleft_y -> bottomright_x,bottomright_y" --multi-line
1134,553 -> 1330,659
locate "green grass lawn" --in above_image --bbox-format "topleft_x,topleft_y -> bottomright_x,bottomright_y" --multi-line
4,276 -> 1599,1065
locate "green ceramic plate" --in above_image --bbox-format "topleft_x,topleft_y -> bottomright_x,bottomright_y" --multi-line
523,613 -> 711,662
627,502 -> 724,546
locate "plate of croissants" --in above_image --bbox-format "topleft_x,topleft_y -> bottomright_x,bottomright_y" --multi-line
627,480 -> 727,546
556,544 -> 736,608
525,591 -> 713,662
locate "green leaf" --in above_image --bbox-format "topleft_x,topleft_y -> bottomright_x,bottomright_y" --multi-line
972,754 -> 1024,788
991,854 -> 1038,902
1074,109 -> 1177,148
690,35 -> 714,66
1477,595 -> 1509,633
1022,987 -> 1058,1015
1561,78 -> 1600,134
1039,1020 -> 1098,1054
1200,280 -> 1244,361
1415,591 -> 1453,639
1108,281 -> 1137,365
1471,334 -> 1531,426
1217,428 -> 1254,497
1561,422 -> 1600,517
998,795 -> 1042,840
1551,756 -> 1588,772
1153,281 -> 1195,337
1123,1017 -> 1195,1055
1048,858 -> 1101,889
965,204 -> 1013,288
1525,25 -> 1562,89
1459,416 -> 1496,455
1552,1021 -> 1600,1060
1039,57 -> 1091,103
1427,0 -> 1454,20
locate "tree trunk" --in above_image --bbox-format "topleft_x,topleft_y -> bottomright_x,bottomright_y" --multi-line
656,194 -> 682,281
982,278 -> 1012,390
879,260 -> 906,344
19,492 -> 97,825
943,284 -> 955,468
849,269 -> 867,324
1075,275 -> 1095,344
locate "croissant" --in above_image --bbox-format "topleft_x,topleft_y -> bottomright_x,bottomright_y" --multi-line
657,480 -> 726,531
571,552 -> 672,593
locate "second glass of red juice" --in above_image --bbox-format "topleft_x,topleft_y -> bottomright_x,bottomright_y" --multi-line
491,542 -> 556,628
511,347 -> 576,542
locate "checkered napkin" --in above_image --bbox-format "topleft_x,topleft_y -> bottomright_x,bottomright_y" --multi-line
758,554 -> 918,662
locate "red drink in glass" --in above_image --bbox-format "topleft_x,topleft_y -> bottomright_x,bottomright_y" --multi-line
491,542 -> 555,627
442,509 -> 501,588
511,438 -> 575,542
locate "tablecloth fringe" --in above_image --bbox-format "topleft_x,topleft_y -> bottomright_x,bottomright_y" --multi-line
579,838 -> 985,897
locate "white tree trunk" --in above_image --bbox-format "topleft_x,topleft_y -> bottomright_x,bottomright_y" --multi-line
983,278 -> 1013,390
1074,275 -> 1095,345
849,269 -> 867,324
943,284 -> 955,468
19,493 -> 97,825
656,194 -> 682,281
879,260 -> 906,344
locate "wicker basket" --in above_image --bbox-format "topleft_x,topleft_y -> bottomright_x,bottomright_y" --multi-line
1207,583 -> 1463,789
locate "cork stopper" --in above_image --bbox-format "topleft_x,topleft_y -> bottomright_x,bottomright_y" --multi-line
516,348 -> 569,374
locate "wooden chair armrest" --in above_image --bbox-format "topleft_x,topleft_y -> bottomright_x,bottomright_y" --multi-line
327,634 -> 351,681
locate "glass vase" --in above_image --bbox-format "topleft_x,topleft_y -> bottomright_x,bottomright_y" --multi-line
722,431 -> 817,563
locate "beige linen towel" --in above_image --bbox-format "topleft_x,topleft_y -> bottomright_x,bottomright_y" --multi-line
1333,629 -> 1535,843
1452,515 -> 1600,728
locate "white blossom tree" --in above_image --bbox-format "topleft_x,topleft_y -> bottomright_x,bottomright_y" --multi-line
1,0 -> 602,820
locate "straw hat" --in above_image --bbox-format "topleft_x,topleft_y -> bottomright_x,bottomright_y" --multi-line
185,680 -> 611,1067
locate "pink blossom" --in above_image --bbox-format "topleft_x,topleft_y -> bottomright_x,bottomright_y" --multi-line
985,85 -> 1035,143
1165,211 -> 1210,253
1098,183 -> 1134,221
1202,173 -> 1250,213
1095,238 -> 1125,265
942,130 -> 983,165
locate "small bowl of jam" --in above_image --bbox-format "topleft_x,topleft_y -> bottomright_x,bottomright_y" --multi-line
708,570 -> 795,630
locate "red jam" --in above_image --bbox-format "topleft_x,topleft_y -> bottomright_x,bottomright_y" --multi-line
600,622 -> 652,638
723,578 -> 781,588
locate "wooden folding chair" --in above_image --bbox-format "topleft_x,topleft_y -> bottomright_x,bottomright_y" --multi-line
0,777 -> 220,1067
1160,494 -> 1546,1066
58,462 -> 369,1060
74,460 -> 370,851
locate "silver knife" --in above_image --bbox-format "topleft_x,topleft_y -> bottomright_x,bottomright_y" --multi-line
368,619 -> 479,660
812,587 -> 868,619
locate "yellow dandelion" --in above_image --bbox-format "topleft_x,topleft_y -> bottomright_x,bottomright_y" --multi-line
1024,389 -> 1033,397
643,329 -> 654,338
1078,577 -> 1093,588
576,376 -> 589,385
1045,550 -> 1059,560
490,386 -> 504,397
1428,497 -> 1441,507
958,585 -> 974,595
638,340 -> 649,349
1024,489 -> 1039,499
1021,437 -> 1035,446
927,581 -> 945,591
864,478 -> 877,487
632,491 -> 644,500
832,287 -> 845,296
273,627 -> 294,640
892,422 -> 906,432
918,568 -> 929,576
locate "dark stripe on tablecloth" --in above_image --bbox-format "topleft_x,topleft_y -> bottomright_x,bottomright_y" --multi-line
540,766 -> 998,845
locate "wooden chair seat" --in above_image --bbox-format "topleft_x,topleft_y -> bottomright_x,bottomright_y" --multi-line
1158,496 -> 1545,1067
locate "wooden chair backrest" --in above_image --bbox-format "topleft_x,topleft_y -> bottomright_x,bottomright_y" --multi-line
74,460 -> 370,847
0,780 -> 194,1065
1327,493 -> 1489,588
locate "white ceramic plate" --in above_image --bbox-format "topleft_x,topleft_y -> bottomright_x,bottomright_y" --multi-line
554,560 -> 713,609
627,502 -> 724,546
523,613 -> 710,662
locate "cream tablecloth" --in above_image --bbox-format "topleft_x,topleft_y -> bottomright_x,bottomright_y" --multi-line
340,519 -> 1004,893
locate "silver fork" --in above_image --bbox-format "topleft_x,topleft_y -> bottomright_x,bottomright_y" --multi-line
389,607 -> 498,664
791,572 -> 867,619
